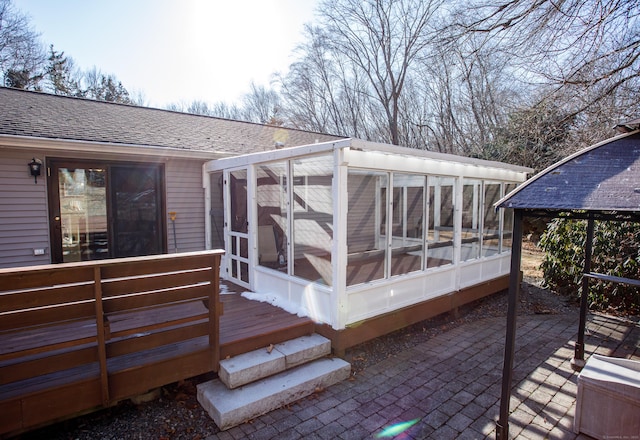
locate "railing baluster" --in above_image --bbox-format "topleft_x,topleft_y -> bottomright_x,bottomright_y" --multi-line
93,266 -> 109,406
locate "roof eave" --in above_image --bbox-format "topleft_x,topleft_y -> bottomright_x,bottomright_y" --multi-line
0,134 -> 231,160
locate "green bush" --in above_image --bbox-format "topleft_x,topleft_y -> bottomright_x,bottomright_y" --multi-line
539,218 -> 640,314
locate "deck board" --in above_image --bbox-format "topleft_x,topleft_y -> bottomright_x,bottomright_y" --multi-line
219,292 -> 314,358
1,290 -> 313,380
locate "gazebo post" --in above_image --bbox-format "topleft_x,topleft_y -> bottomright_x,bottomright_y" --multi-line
572,215 -> 595,370
496,209 -> 524,440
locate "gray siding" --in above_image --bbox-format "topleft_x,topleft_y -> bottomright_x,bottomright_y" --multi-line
0,150 -> 209,268
0,150 -> 51,268
165,159 -> 206,253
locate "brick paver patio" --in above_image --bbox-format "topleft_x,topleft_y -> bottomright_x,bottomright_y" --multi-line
207,311 -> 640,439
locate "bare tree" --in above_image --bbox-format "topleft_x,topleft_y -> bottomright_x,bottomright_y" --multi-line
0,0 -> 45,88
317,0 -> 445,145
277,24 -> 375,138
240,82 -> 283,125
456,0 -> 640,129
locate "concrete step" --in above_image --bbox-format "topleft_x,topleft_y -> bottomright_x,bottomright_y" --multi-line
218,333 -> 331,389
197,357 -> 351,430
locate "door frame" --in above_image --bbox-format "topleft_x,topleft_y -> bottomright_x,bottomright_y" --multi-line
47,158 -> 167,263
223,166 -> 252,288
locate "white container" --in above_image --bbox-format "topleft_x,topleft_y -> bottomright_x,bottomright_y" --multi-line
574,354 -> 640,439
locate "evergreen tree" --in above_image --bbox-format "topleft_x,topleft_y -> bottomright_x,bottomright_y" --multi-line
45,45 -> 81,96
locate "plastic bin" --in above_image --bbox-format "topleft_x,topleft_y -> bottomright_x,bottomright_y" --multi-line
573,354 -> 640,439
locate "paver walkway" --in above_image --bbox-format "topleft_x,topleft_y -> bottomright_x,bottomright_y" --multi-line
207,312 -> 640,440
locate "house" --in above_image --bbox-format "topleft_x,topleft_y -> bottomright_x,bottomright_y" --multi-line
0,87 -> 531,352
0,87 -> 341,268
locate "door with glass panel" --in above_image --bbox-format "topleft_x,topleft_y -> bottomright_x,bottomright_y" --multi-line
225,168 -> 250,287
49,160 -> 165,263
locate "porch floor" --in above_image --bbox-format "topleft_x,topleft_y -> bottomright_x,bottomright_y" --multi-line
219,283 -> 315,359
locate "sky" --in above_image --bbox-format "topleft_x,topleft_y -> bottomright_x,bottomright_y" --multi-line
13,0 -> 319,108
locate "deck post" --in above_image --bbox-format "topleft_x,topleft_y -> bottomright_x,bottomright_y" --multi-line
572,215 -> 594,370
208,253 -> 221,372
332,147 -> 348,330
93,266 -> 110,406
496,209 -> 523,440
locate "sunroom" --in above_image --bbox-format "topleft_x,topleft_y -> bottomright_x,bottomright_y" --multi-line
204,139 -> 530,344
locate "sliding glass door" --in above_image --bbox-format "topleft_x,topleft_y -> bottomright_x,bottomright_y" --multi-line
49,160 -> 165,263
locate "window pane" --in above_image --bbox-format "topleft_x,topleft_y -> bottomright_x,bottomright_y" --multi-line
482,182 -> 502,257
427,176 -> 455,267
347,170 -> 387,286
210,172 -> 225,250
230,169 -> 248,233
292,155 -> 333,285
502,184 -> 517,252
58,168 -> 108,262
112,166 -> 162,258
461,179 -> 481,261
256,162 -> 288,272
391,174 -> 424,277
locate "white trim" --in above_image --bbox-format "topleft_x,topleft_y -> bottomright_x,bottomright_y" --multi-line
344,148 -> 528,181
333,148 -> 348,328
203,164 -> 212,250
0,134 -> 229,160
204,139 -> 352,172
349,138 -> 533,174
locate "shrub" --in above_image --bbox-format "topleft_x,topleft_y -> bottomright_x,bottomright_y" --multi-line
539,217 -> 640,314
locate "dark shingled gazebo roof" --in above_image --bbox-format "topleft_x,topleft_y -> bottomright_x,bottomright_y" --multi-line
498,131 -> 640,212
494,125 -> 640,440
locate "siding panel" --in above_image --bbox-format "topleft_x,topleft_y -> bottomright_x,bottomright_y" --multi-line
0,151 -> 51,268
165,159 -> 206,253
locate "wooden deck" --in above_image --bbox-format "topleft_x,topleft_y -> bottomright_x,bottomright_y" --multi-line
0,256 -> 312,438
220,292 -> 315,359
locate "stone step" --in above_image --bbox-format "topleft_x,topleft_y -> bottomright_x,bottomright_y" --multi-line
197,357 -> 351,430
219,333 -> 331,389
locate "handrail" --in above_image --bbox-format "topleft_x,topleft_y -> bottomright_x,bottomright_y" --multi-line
584,272 -> 640,288
0,250 -> 224,437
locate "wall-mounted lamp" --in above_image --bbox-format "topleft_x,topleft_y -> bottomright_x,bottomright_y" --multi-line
28,158 -> 42,183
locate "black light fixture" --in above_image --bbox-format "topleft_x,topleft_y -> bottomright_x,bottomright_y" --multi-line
28,158 -> 42,183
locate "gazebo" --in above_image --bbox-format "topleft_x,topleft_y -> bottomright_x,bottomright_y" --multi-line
495,123 -> 640,439
203,138 -> 530,351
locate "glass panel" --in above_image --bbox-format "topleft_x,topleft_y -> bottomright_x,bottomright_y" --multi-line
256,162 -> 288,272
482,182 -> 502,257
292,155 -> 334,285
210,172 -> 225,250
230,169 -> 248,233
390,173 -> 424,277
427,176 -> 455,267
240,262 -> 249,283
347,170 -> 387,286
111,166 -> 162,258
58,167 -> 108,262
502,183 -> 517,252
461,179 -> 481,261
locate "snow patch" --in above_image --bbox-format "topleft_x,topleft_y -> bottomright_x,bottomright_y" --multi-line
219,283 -> 233,295
241,291 -> 310,318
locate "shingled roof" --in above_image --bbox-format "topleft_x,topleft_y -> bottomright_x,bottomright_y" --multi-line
0,87 -> 343,155
498,130 -> 640,212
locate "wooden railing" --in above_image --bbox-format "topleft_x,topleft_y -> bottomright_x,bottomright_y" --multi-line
0,250 -> 223,437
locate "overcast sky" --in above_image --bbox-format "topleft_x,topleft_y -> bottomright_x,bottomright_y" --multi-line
13,0 -> 318,108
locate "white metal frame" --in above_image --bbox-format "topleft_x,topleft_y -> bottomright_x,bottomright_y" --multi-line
204,139 -> 531,330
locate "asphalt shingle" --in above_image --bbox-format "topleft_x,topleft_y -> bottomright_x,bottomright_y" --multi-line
0,87 -> 343,155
